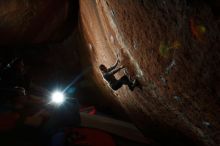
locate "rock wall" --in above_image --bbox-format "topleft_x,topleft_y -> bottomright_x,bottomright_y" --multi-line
79,0 -> 220,145
0,0 -> 77,45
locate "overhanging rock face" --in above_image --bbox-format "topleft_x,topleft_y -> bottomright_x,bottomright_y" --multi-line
79,0 -> 220,145
0,0 -> 77,45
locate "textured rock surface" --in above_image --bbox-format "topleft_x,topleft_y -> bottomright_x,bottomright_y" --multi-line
0,0 -> 76,45
79,0 -> 220,145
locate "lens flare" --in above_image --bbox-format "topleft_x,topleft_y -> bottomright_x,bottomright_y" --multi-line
51,91 -> 65,104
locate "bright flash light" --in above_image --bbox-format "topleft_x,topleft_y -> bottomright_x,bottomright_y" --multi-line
51,91 -> 65,104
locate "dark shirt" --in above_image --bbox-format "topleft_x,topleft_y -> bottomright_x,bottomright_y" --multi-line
103,72 -> 117,85
101,60 -> 121,86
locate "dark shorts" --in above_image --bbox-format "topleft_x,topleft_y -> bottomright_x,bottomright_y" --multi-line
110,76 -> 132,91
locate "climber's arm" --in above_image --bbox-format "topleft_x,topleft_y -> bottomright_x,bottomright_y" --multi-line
107,58 -> 120,72
108,66 -> 124,75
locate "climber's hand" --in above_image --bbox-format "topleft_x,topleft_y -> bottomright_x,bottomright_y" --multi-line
119,65 -> 125,69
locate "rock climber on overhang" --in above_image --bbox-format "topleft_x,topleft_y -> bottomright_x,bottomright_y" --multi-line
99,56 -> 140,91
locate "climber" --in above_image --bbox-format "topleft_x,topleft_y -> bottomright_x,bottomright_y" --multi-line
99,58 -> 139,91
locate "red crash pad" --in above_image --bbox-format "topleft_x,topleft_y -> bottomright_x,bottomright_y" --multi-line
66,127 -> 116,146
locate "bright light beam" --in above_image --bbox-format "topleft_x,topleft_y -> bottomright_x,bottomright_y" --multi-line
49,67 -> 91,106
62,66 -> 91,93
51,91 -> 65,105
